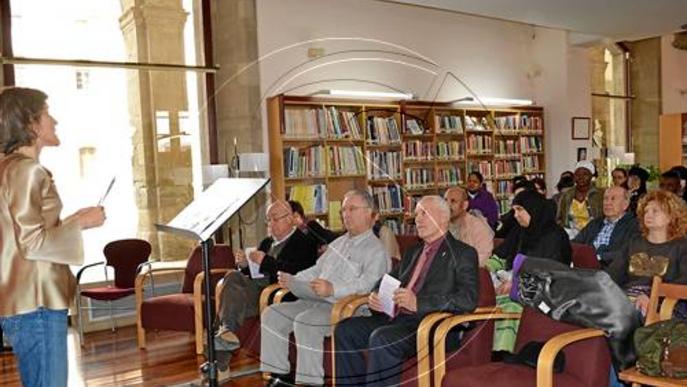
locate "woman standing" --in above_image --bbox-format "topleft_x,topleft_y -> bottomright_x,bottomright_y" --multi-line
0,87 -> 106,387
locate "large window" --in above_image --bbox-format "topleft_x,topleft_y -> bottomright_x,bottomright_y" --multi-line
8,0 -> 210,282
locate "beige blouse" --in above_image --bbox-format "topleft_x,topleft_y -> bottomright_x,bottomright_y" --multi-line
0,153 -> 84,316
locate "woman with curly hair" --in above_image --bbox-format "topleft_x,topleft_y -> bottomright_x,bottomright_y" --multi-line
605,190 -> 687,315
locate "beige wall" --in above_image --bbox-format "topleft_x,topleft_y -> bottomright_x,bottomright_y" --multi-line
661,34 -> 687,114
254,0 -> 592,192
628,37 -> 661,168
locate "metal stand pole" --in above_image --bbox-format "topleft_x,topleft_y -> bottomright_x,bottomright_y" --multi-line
199,239 -> 218,387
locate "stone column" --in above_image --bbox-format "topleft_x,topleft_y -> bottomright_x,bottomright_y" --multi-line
120,0 -> 195,260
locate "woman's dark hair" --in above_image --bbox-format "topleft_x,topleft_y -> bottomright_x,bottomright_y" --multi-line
669,166 -> 687,182
288,200 -> 305,218
556,175 -> 574,192
468,171 -> 484,183
612,167 -> 628,178
0,87 -> 48,154
531,177 -> 546,192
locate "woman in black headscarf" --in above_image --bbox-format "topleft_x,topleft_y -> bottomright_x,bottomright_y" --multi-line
489,189 -> 572,272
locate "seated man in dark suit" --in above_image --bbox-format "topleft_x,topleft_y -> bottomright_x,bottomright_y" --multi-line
213,200 -> 319,366
573,186 -> 639,267
334,195 -> 479,387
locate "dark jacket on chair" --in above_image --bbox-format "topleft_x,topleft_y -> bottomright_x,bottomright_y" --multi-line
572,212 -> 639,266
241,228 -> 319,283
378,232 -> 479,318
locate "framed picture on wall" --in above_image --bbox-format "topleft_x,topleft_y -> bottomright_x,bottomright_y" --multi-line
572,117 -> 591,140
577,147 -> 588,162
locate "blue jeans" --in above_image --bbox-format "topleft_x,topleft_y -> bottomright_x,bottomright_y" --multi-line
0,308 -> 68,387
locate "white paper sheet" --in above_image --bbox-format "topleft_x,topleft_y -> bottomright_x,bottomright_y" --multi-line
246,247 -> 265,279
378,274 -> 401,317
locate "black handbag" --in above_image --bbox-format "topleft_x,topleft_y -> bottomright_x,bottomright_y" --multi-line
516,257 -> 642,370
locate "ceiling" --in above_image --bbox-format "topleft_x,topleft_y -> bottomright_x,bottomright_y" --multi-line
384,0 -> 687,42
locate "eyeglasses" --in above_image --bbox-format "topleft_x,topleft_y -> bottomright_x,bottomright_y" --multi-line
266,213 -> 291,223
339,205 -> 370,216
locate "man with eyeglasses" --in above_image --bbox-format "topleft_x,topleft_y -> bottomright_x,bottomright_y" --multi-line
261,190 -> 391,387
212,200 -> 319,370
334,195 -> 479,387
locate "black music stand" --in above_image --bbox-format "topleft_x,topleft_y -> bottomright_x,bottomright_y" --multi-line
156,177 -> 269,387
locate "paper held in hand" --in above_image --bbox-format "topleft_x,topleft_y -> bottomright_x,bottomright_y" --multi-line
245,247 -> 265,279
378,274 -> 401,317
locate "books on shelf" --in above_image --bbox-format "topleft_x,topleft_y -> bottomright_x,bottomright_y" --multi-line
367,116 -> 401,144
436,141 -> 465,160
494,160 -> 522,177
520,136 -> 543,153
403,140 -> 434,160
494,115 -> 519,131
466,134 -> 493,154
366,150 -> 402,181
404,194 -> 422,214
522,155 -> 541,172
405,168 -> 434,189
405,118 -> 427,135
520,114 -> 543,133
498,198 -> 511,215
435,114 -> 464,134
467,160 -> 493,179
329,201 -> 342,230
289,184 -> 327,215
437,166 -> 462,187
464,116 -> 491,131
369,184 -> 403,213
496,180 -> 513,197
284,107 -> 362,139
495,139 -> 519,157
283,146 -> 325,178
328,145 -> 365,176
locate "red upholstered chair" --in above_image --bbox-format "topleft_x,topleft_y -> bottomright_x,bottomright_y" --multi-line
331,268 -> 497,387
75,238 -> 152,345
570,242 -> 600,269
135,244 -> 233,355
436,307 -> 611,387
395,234 -> 421,257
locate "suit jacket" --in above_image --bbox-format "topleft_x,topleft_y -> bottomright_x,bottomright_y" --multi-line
379,233 -> 479,318
572,212 -> 639,264
242,228 -> 319,284
0,153 -> 84,316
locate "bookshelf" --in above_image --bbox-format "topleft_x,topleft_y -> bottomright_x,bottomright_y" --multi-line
659,113 -> 687,172
267,95 -> 546,234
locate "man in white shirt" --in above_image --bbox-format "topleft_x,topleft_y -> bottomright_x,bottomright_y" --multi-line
261,190 -> 391,387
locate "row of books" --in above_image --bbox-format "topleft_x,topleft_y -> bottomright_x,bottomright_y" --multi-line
283,146 -> 325,178
367,116 -> 401,144
284,107 -> 362,139
495,139 -> 519,155
520,137 -> 543,153
436,141 -> 465,159
520,115 -> 543,131
405,118 -> 428,135
497,199 -> 511,215
437,166 -> 463,187
466,135 -> 493,154
468,160 -> 493,179
383,218 -> 416,236
289,184 -> 328,215
496,180 -> 514,197
435,115 -> 463,133
522,155 -> 541,172
494,160 -> 522,177
329,146 -> 365,176
465,116 -> 490,131
405,168 -> 434,189
405,195 -> 422,214
370,184 -> 404,213
366,150 -> 402,180
403,141 -> 434,160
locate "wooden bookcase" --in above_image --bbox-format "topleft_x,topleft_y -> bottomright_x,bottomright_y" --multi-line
659,113 -> 687,172
267,94 -> 546,234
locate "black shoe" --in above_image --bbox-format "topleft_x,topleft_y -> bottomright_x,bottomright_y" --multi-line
265,373 -> 294,387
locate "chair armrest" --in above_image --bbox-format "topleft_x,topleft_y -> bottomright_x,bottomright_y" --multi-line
536,328 -> 606,387
259,284 -> 284,313
273,288 -> 292,304
76,261 -> 105,284
193,269 -> 234,299
331,294 -> 368,325
433,312 -> 522,387
341,295 -> 370,319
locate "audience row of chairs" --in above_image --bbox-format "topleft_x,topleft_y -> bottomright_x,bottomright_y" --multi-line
71,236 -> 616,387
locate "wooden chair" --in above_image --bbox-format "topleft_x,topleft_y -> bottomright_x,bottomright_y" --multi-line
619,276 -> 687,387
135,244 -> 233,355
433,306 -> 611,387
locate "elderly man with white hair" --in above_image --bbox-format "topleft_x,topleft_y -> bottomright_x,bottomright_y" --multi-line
334,195 -> 479,387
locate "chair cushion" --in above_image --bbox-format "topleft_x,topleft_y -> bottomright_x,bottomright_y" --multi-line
80,286 -> 135,301
442,362 -> 586,387
141,294 -> 196,332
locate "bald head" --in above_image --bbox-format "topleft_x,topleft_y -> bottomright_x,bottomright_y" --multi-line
266,200 -> 295,240
444,187 -> 469,221
603,186 -> 629,221
415,195 -> 450,242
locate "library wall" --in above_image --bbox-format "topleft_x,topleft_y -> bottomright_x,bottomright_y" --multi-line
255,0 -> 591,192
661,34 -> 687,114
